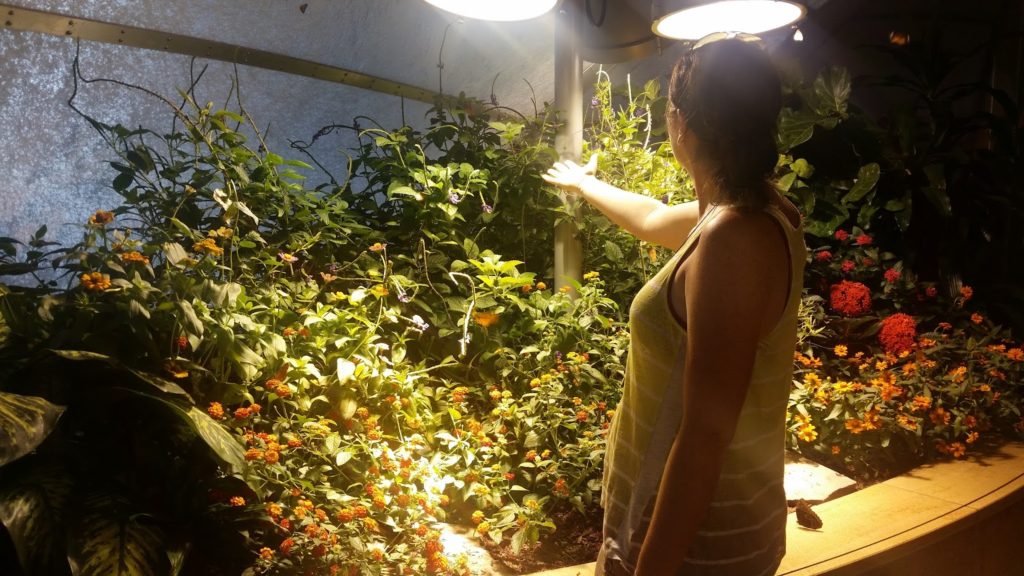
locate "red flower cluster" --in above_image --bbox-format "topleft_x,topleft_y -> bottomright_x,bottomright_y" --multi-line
830,280 -> 872,317
879,313 -> 917,354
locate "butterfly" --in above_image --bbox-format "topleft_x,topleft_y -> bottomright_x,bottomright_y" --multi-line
795,499 -> 823,530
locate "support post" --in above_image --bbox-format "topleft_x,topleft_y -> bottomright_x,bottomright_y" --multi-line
553,0 -> 584,295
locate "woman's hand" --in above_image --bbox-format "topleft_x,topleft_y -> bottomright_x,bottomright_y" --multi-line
542,154 -> 598,195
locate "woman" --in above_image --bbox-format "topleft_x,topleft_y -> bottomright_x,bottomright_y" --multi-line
543,36 -> 805,576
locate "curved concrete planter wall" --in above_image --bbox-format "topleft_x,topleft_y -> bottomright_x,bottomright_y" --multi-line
526,442 -> 1024,576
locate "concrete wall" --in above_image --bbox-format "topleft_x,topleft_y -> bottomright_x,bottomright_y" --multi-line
0,0 -> 559,254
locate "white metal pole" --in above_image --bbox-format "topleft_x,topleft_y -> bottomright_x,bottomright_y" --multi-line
553,0 -> 584,295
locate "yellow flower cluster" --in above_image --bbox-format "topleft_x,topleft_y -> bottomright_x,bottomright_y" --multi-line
192,237 -> 224,256
844,407 -> 881,434
792,413 -> 817,442
794,351 -> 822,368
209,226 -> 234,239
80,272 -> 111,292
88,210 -> 114,226
118,251 -> 150,266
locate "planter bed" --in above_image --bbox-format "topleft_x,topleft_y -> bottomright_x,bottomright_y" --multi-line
525,442 -> 1024,576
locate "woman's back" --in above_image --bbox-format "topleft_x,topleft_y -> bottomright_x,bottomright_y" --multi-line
599,201 -> 806,575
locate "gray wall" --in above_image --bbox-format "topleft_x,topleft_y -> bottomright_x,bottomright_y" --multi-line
0,0 -> 561,249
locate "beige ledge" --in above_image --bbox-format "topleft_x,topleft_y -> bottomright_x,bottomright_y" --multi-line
525,442 -> 1024,576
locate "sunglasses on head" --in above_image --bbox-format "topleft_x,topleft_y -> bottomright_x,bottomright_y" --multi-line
688,31 -> 762,52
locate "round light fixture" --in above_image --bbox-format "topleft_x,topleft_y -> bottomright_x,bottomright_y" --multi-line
652,0 -> 805,40
422,0 -> 559,21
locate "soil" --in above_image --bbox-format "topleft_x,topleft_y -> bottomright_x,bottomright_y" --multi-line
481,506 -> 604,574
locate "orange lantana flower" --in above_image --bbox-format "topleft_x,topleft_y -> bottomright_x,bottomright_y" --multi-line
472,310 -> 500,328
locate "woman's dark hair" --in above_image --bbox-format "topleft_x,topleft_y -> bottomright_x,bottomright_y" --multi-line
668,38 -> 782,210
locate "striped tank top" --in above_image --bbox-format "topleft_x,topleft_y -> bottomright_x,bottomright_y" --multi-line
598,201 -> 806,575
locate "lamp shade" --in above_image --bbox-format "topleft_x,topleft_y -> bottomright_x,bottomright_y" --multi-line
651,0 -> 805,40
422,0 -> 559,21
581,0 -> 659,63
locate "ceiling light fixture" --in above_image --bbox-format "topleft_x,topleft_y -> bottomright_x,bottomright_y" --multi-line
422,0 -> 559,22
651,0 -> 805,40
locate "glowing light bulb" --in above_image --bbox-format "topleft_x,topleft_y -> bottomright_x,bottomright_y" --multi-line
653,1 -> 805,40
793,28 -> 804,41
422,0 -> 558,21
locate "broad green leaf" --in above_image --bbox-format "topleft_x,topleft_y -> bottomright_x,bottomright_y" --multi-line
336,359 -> 356,385
0,392 -> 64,467
777,108 -> 817,151
775,172 -> 797,192
511,528 -> 528,556
129,300 -> 151,320
180,407 -> 246,476
177,301 -> 204,337
126,370 -> 191,399
643,77 -> 661,100
857,203 -> 879,229
338,397 -> 358,420
233,201 -> 259,225
112,171 -> 133,192
0,461 -> 73,576
162,243 -> 187,265
49,349 -> 111,362
203,281 -> 242,308
335,451 -> 352,467
922,164 -> 951,217
843,163 -> 880,204
811,66 -> 850,118
67,493 -> 169,576
167,219 -> 194,240
791,158 -> 814,179
603,240 -> 623,262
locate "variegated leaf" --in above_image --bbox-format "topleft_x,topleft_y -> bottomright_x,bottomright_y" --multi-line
68,493 -> 169,576
49,349 -> 112,362
0,461 -> 73,576
182,406 -> 246,476
0,392 -> 64,467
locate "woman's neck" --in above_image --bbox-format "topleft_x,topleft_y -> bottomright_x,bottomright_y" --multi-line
686,160 -> 720,215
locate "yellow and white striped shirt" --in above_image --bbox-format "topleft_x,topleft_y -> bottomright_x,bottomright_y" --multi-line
598,202 -> 806,575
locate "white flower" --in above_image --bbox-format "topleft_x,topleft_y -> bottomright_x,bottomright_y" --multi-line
410,315 -> 430,332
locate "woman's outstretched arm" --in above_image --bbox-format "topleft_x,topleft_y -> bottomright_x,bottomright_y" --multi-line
542,156 -> 700,250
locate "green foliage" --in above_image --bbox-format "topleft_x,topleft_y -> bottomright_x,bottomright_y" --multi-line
0,392 -> 64,467
1,49 -> 1021,575
580,71 -> 694,308
789,228 -> 1024,479
0,82 -> 627,575
777,45 -> 1024,333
